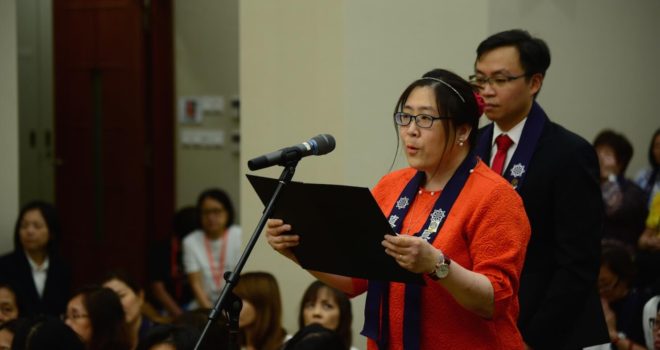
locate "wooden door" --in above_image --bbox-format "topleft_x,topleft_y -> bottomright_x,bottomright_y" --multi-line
53,0 -> 173,289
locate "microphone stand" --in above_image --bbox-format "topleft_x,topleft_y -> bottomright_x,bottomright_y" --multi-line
193,159 -> 300,350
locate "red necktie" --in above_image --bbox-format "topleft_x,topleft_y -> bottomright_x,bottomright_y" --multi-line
491,134 -> 514,175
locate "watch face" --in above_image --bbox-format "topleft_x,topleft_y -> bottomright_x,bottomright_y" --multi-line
436,263 -> 450,278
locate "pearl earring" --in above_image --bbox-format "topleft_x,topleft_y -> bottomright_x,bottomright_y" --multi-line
458,139 -> 465,146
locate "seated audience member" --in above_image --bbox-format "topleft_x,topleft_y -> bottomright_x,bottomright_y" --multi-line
136,324 -> 200,350
102,270 -> 159,348
63,285 -> 132,350
233,272 -> 287,350
638,192 -> 660,294
296,280 -> 356,350
599,242 -> 650,349
635,128 -> 660,208
0,284 -> 19,326
283,323 -> 346,350
172,308 -> 229,349
183,189 -> 242,309
148,206 -> 197,317
0,201 -> 71,318
594,130 -> 648,249
12,315 -> 84,350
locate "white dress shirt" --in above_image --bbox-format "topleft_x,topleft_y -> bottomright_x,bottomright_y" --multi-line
26,253 -> 49,298
489,117 -> 528,171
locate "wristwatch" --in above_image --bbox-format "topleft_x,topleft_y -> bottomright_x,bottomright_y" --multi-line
427,253 -> 451,280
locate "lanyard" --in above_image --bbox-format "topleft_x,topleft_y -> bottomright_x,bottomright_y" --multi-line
203,230 -> 228,290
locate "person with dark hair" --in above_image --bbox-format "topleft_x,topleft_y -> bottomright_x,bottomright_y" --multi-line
267,69 -> 531,349
0,284 -> 19,327
283,323 -> 346,350
593,129 -> 648,248
172,308 -> 229,350
472,29 -> 609,349
635,128 -> 660,208
296,281 -> 355,350
0,201 -> 71,318
136,324 -> 200,350
598,242 -> 650,350
11,315 -> 84,350
63,285 -> 132,350
233,272 -> 287,350
183,189 -> 242,309
102,270 -> 159,348
148,206 -> 198,318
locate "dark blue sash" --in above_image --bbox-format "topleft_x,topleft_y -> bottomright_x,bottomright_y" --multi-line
361,154 -> 478,349
475,101 -> 547,190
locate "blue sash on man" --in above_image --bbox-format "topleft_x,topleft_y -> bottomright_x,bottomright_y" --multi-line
475,101 -> 548,191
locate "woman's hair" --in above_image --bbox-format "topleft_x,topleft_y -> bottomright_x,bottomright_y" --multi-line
283,323 -> 346,350
173,205 -> 199,240
13,201 -> 60,254
232,271 -> 285,350
172,308 -> 229,350
392,69 -> 481,169
101,269 -> 143,295
600,241 -> 637,287
593,129 -> 634,175
137,324 -> 200,350
11,315 -> 84,350
196,188 -> 236,227
77,285 -> 132,350
297,281 -> 352,349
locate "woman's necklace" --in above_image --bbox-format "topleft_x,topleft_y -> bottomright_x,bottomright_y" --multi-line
404,188 -> 437,235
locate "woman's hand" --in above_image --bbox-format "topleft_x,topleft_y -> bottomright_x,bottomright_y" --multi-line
265,219 -> 300,262
382,234 -> 439,274
600,297 -> 618,341
384,234 -> 496,318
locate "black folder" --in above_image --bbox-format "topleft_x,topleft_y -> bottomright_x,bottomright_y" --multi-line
247,174 -> 424,284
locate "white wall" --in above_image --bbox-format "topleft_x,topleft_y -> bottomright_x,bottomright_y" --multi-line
174,0 -> 241,211
0,0 -> 20,254
240,0 -> 347,342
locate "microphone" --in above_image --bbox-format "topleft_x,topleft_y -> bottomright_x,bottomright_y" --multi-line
247,134 -> 336,171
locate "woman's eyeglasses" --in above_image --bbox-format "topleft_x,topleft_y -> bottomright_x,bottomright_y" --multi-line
394,112 -> 451,129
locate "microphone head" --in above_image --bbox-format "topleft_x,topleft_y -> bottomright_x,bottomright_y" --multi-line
309,134 -> 336,155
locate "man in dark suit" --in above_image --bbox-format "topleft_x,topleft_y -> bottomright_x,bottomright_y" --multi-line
472,29 -> 609,349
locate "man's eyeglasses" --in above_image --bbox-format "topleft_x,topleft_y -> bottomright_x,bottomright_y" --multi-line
469,74 -> 526,90
394,112 -> 451,129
